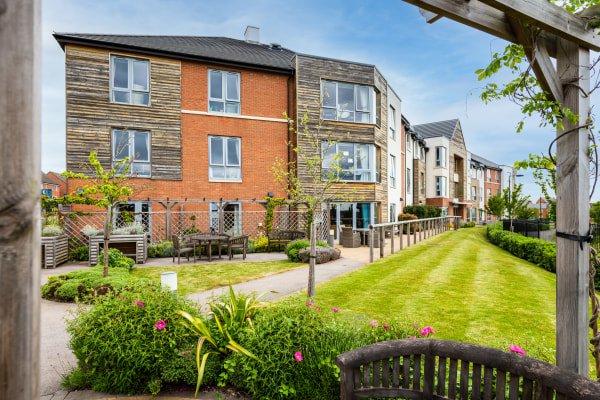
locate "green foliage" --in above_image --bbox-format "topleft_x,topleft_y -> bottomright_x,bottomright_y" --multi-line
484,194 -> 506,219
41,266 -> 144,302
398,213 -> 418,233
112,222 -> 145,235
98,248 -> 135,271
249,235 -> 269,253
264,197 -> 287,234
228,301 -> 415,400
515,154 -> 556,222
403,205 -> 441,219
285,239 -> 328,262
42,224 -> 64,237
461,222 -> 476,228
178,286 -> 262,397
516,207 -> 536,220
69,245 -> 89,261
486,223 -> 556,273
64,285 -> 202,394
591,201 -> 600,224
147,241 -> 174,258
502,183 -> 530,221
182,226 -> 202,235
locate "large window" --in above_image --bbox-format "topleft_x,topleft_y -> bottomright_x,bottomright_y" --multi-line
321,80 -> 375,124
471,186 -> 477,201
110,56 -> 150,106
435,146 -> 447,167
435,176 -> 447,197
486,169 -> 491,182
321,142 -> 376,182
209,136 -> 241,181
209,70 -> 240,114
389,154 -> 396,188
389,105 -> 396,140
112,129 -> 151,177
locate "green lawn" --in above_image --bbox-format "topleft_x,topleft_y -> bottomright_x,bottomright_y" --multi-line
311,227 -> 557,360
132,260 -> 304,295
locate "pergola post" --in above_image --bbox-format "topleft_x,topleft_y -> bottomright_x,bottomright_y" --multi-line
555,39 -> 590,375
0,0 -> 41,398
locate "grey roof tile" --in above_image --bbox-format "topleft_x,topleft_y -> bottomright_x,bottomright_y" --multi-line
412,119 -> 459,139
470,153 -> 501,169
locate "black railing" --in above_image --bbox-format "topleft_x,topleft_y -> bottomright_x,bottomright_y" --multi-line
502,219 -> 554,240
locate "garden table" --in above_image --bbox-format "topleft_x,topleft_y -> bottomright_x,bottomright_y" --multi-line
188,233 -> 229,262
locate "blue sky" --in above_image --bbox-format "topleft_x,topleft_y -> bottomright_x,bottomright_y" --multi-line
42,0 -> 592,201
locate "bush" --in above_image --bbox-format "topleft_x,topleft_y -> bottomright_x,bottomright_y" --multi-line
398,213 -> 418,234
148,241 -> 174,258
42,224 -> 64,237
461,222 -> 476,228
285,239 -> 328,262
182,226 -> 201,235
98,248 -> 135,271
41,266 -> 144,302
69,245 -> 89,261
112,222 -> 145,235
65,285 -> 204,395
250,235 -> 269,253
487,223 -> 556,273
403,205 -> 441,219
81,225 -> 101,237
228,301 -> 415,399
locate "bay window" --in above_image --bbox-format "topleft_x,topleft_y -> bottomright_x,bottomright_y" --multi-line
321,80 -> 375,124
435,176 -> 447,197
321,142 -> 376,182
112,129 -> 151,177
435,146 -> 447,167
209,70 -> 240,114
209,136 -> 241,181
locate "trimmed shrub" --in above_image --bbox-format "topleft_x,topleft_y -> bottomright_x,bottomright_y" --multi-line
487,223 -> 556,273
461,222 -> 476,228
403,205 -> 441,219
98,248 -> 135,271
69,245 -> 89,261
42,224 -> 64,237
64,285 -> 205,395
147,241 -> 174,258
285,239 -> 328,262
229,301 -> 415,400
398,213 -> 418,234
251,235 -> 269,253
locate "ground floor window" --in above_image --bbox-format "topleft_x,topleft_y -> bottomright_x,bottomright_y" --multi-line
329,202 -> 378,240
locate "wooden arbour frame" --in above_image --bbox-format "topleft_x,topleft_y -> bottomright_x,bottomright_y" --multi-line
402,0 -> 600,376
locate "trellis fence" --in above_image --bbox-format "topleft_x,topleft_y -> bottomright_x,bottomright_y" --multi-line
55,209 -> 328,251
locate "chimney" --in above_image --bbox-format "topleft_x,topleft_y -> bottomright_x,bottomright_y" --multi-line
244,25 -> 260,43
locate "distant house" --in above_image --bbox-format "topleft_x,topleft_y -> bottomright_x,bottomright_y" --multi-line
528,197 -> 551,219
46,171 -> 67,197
41,172 -> 61,198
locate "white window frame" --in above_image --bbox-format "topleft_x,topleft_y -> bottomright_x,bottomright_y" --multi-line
208,69 -> 241,114
486,169 -> 491,182
110,55 -> 150,106
435,176 -> 447,197
471,186 -> 477,201
320,80 -> 375,124
208,136 -> 242,182
111,129 -> 151,177
389,154 -> 396,188
389,105 -> 396,140
321,142 -> 377,183
435,146 -> 447,167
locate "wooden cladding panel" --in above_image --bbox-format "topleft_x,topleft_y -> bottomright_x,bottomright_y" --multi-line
65,45 -> 182,179
294,55 -> 388,219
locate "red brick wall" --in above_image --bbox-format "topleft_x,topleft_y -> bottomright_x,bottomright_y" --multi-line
484,168 -> 502,220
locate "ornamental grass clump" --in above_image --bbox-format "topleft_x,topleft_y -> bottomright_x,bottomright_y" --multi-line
64,284 -> 206,395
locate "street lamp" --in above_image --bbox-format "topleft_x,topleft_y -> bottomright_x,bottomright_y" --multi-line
499,165 -> 523,232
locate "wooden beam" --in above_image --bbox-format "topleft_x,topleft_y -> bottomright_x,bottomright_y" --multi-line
507,17 -> 563,103
481,0 -> 600,52
0,0 -> 41,399
418,8 -> 443,24
555,38 -> 590,375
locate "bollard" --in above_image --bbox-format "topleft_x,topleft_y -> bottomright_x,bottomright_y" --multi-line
161,271 -> 178,294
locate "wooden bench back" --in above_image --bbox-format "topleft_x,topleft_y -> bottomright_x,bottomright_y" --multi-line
335,339 -> 600,400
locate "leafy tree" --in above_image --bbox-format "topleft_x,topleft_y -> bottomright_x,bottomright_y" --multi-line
61,152 -> 134,277
591,201 -> 600,224
515,154 -> 556,221
503,183 -> 531,221
272,107 -> 351,299
484,193 -> 506,219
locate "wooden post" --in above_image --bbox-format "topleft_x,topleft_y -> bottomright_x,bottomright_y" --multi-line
391,225 -> 395,254
369,225 -> 374,263
0,1 -> 41,398
555,38 -> 590,375
379,226 -> 384,259
399,222 -> 404,250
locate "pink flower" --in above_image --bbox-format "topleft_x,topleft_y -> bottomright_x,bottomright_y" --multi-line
383,324 -> 390,329
306,301 -> 313,307
331,307 -> 340,313
315,306 -> 321,312
133,300 -> 144,307
370,320 -> 379,328
118,296 -> 125,301
294,351 -> 303,362
409,336 -> 415,340
155,320 -> 166,330
419,326 -> 435,337
508,345 -> 526,355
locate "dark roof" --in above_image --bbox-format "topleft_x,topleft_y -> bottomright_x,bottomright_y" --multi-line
413,119 -> 459,140
53,33 -> 296,73
42,172 -> 58,185
470,153 -> 501,169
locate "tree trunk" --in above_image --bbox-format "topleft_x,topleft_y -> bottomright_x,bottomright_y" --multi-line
307,216 -> 317,299
102,204 -> 114,277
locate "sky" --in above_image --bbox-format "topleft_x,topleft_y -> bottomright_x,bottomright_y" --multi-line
41,0 -> 599,201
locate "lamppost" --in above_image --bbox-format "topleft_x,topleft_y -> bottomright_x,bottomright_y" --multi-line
499,165 -> 523,232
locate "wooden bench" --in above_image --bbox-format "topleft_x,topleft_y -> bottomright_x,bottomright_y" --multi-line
336,339 -> 600,400
267,230 -> 305,252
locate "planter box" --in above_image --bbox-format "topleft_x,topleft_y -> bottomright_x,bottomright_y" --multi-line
89,234 -> 148,266
41,235 -> 69,269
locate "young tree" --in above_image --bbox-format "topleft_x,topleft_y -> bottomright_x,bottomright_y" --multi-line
503,183 -> 531,221
272,108 -> 349,299
515,154 -> 556,221
63,152 -> 134,277
484,193 -> 506,219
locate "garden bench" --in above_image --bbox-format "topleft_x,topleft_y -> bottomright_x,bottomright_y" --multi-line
336,339 -> 600,400
267,230 -> 305,252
